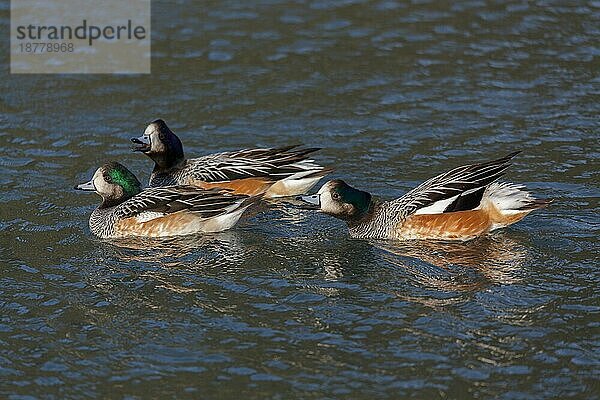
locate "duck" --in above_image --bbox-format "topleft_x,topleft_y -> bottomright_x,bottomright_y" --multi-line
74,162 -> 260,239
130,119 -> 332,197
298,152 -> 551,241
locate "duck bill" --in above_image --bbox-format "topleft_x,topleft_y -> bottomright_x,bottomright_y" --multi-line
131,135 -> 150,152
74,180 -> 96,191
297,194 -> 321,209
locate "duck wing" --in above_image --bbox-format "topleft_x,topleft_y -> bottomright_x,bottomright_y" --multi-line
387,152 -> 520,217
115,186 -> 251,220
185,145 -> 325,182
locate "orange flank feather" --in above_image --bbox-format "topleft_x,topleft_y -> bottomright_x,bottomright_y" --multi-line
190,177 -> 276,196
114,212 -> 205,238
396,200 -> 537,241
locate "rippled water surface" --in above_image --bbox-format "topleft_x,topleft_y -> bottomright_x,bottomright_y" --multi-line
1,1 -> 599,398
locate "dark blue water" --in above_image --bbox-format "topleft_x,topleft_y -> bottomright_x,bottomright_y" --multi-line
1,1 -> 598,398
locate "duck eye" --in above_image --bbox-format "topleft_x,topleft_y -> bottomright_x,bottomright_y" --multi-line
332,192 -> 340,200
104,175 -> 112,183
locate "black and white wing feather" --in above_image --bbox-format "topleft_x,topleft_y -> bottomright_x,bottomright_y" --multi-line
387,152 -> 520,218
115,186 -> 250,220
186,145 -> 324,182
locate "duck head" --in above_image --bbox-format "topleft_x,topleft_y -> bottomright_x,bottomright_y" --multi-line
75,162 -> 142,207
131,119 -> 184,169
299,179 -> 372,221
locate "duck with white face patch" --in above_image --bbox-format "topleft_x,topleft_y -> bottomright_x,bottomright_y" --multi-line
75,162 -> 260,239
298,152 -> 552,241
131,119 -> 332,198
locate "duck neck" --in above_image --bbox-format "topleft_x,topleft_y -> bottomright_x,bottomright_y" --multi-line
152,149 -> 185,173
99,188 -> 137,210
150,145 -> 185,172
89,206 -> 118,238
99,198 -> 122,209
347,200 -> 380,238
346,200 -> 376,229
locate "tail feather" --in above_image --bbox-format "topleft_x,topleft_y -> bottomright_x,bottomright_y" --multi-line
264,167 -> 333,198
485,182 -> 547,213
201,192 -> 263,232
516,198 -> 553,211
483,182 -> 550,230
297,166 -> 335,180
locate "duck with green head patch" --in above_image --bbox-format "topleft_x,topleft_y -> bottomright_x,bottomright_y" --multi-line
298,153 -> 551,241
75,162 -> 261,239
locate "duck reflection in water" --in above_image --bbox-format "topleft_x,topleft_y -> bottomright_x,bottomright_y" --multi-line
96,230 -> 250,268
374,232 -> 528,293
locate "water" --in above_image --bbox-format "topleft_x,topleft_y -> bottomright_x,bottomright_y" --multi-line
1,1 -> 599,398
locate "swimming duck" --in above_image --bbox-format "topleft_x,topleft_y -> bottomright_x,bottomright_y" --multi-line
298,152 -> 551,241
131,119 -> 332,197
75,162 -> 259,238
